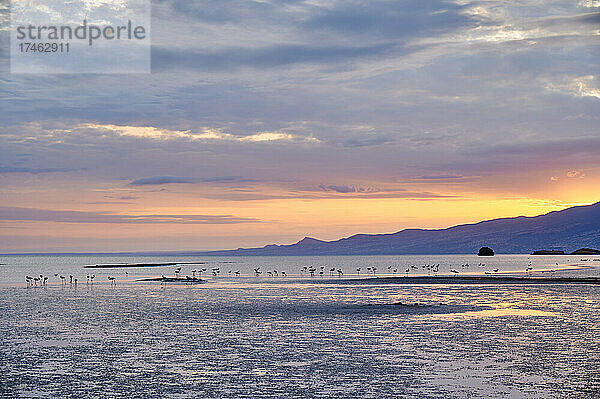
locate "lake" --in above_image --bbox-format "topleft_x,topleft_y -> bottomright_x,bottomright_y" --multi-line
1,254 -> 599,397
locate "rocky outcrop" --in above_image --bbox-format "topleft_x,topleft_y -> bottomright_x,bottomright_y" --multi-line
477,247 -> 494,256
532,250 -> 565,255
570,248 -> 600,255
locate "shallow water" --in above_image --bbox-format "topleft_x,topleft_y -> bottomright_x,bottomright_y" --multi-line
1,255 -> 600,398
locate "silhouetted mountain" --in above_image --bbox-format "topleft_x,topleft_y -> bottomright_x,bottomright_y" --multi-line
200,202 -> 600,255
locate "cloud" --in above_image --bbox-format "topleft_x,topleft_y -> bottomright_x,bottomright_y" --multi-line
79,123 -> 320,144
575,77 -> 600,99
318,184 -> 374,193
341,134 -> 394,148
412,175 -> 466,180
0,166 -> 80,174
0,206 -> 260,224
301,0 -> 482,39
579,0 -> 600,7
109,195 -> 139,200
129,176 -> 198,185
152,43 -> 401,72
307,184 -> 455,199
129,175 -> 255,186
83,201 -> 134,205
544,75 -> 600,99
566,170 -> 585,178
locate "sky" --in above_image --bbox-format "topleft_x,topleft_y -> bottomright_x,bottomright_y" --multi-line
0,0 -> 599,253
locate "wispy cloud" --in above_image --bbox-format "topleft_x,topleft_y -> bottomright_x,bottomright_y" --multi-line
545,75 -> 600,99
79,123 -> 320,144
129,175 -> 254,186
412,175 -> 466,180
0,207 -> 260,224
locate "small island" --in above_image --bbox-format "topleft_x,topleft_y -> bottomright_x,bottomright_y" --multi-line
477,247 -> 494,256
137,276 -> 205,284
532,250 -> 565,255
570,248 -> 600,255
84,261 -> 205,268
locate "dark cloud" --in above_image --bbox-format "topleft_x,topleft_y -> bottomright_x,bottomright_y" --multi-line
129,176 -> 198,185
0,166 -> 81,174
577,11 -> 600,24
319,184 -> 373,193
340,134 -> 394,148
154,0 -> 287,24
0,207 -> 260,224
302,0 -> 481,39
152,42 -> 401,71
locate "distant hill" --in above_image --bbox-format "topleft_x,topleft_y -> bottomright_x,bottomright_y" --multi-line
199,202 -> 600,255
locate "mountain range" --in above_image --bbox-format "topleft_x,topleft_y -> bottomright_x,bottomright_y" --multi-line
200,201 -> 600,255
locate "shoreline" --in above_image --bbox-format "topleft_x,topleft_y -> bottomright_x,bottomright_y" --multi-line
323,275 -> 600,285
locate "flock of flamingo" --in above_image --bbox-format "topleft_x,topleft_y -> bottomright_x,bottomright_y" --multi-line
253,262 -> 503,278
22,258 -> 572,288
25,273 -> 100,288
